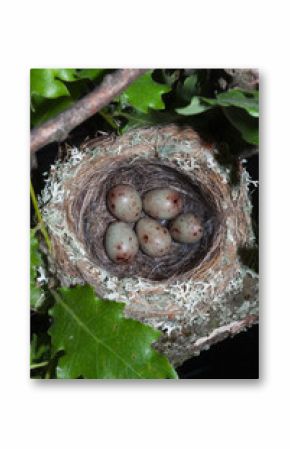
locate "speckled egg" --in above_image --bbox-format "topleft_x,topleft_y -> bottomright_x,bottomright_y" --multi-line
136,218 -> 172,257
107,184 -> 142,222
105,222 -> 139,263
169,213 -> 204,243
143,188 -> 183,220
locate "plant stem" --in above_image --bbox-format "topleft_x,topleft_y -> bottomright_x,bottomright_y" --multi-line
114,111 -> 147,124
30,181 -> 52,251
99,110 -> 120,134
30,361 -> 49,370
113,112 -> 152,134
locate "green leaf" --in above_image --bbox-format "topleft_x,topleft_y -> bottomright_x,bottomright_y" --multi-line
30,69 -> 106,126
121,70 -> 171,113
176,96 -> 211,115
31,97 -> 74,127
202,89 -> 259,117
30,230 -> 44,309
53,69 -> 78,82
49,285 -> 178,379
161,69 -> 181,86
177,73 -> 200,104
223,107 -> 259,145
77,69 -> 105,80
30,69 -> 74,98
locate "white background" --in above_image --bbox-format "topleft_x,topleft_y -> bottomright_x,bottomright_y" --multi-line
0,1 -> 289,448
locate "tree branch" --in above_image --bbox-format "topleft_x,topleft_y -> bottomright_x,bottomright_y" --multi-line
190,315 -> 258,356
30,69 -> 147,153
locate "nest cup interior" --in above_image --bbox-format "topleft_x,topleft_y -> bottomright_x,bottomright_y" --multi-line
71,157 -> 220,281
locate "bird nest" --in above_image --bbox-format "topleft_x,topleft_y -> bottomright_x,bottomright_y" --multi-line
41,125 -> 259,366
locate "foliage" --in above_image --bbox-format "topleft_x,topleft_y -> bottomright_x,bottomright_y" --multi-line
223,107 -> 259,145
202,89 -> 259,117
30,68 -> 259,379
176,97 -> 210,116
31,69 -> 75,98
175,82 -> 258,144
30,68 -> 259,145
49,286 -> 177,379
30,69 -> 106,126
30,229 -> 44,310
177,89 -> 258,117
120,70 -> 171,113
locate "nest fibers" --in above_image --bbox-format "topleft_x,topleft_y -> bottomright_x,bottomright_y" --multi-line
41,125 -> 259,367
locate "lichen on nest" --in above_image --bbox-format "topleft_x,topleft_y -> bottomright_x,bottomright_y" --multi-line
40,124 -> 259,366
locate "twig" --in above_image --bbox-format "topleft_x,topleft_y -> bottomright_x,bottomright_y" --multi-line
30,361 -> 49,370
190,315 -> 258,355
238,147 -> 259,160
98,109 -> 120,133
30,69 -> 147,153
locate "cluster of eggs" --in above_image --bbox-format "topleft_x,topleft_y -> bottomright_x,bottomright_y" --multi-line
105,184 -> 203,263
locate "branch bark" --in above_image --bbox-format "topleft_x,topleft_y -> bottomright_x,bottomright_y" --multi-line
190,315 -> 258,357
30,69 -> 146,153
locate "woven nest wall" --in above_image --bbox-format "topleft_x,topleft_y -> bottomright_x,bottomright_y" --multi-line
41,125 -> 259,367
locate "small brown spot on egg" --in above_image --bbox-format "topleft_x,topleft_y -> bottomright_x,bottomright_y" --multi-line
116,252 -> 129,262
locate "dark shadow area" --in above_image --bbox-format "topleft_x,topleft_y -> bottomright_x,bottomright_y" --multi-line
177,325 -> 259,379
